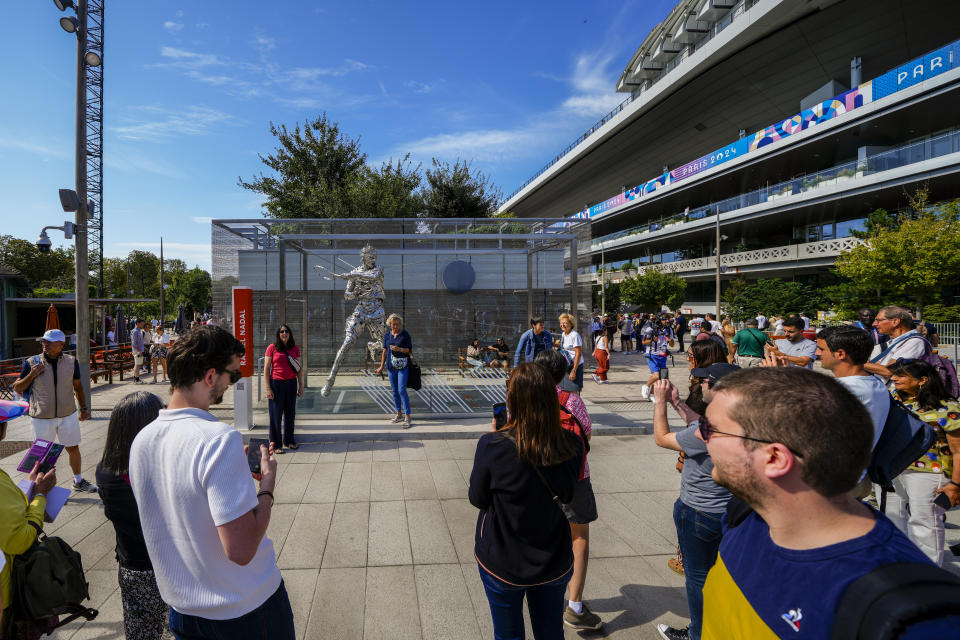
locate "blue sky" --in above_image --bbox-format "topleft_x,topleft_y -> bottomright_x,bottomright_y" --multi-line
4,1 -> 674,271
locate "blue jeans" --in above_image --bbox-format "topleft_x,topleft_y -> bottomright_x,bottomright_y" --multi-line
168,581 -> 294,640
673,499 -> 724,640
478,565 -> 570,640
559,364 -> 584,393
388,366 -> 411,415
268,378 -> 297,446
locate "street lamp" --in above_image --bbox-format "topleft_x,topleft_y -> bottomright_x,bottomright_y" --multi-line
54,0 -> 102,410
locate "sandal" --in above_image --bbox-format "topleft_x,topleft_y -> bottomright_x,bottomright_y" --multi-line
274,448 -> 285,455
286,442 -> 300,450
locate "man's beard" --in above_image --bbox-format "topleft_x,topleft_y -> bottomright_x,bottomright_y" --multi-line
210,385 -> 226,405
713,456 -> 770,508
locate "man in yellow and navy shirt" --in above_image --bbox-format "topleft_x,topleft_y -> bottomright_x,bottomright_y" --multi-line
699,367 -> 930,639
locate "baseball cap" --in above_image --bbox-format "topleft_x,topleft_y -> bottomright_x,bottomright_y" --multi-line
37,329 -> 66,343
690,362 -> 740,384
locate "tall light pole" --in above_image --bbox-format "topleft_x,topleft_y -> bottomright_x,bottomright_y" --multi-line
715,208 -> 721,320
55,0 -> 102,407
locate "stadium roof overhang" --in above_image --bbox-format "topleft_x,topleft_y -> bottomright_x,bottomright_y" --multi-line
502,0 -> 960,221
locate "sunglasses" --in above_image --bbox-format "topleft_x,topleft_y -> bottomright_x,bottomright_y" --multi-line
224,369 -> 243,384
698,416 -> 803,458
279,329 -> 290,334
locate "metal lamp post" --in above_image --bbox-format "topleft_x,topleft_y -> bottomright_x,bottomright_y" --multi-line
55,0 -> 102,407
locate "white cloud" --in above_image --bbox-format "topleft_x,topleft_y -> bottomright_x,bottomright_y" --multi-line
405,80 -> 440,94
191,216 -> 213,225
195,22 -> 209,29
163,21 -> 184,32
0,137 -> 70,159
151,43 -> 373,108
112,105 -> 237,142
175,10 -> 184,18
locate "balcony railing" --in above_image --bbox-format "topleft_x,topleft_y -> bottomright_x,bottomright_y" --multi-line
503,0 -> 759,203
589,237 -> 865,281
591,129 -> 960,250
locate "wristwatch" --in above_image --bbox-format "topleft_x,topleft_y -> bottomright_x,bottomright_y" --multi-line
35,492 -> 46,500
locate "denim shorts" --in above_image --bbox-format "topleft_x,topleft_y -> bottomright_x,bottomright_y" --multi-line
646,354 -> 667,373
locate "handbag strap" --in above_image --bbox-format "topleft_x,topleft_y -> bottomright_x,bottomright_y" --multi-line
530,464 -> 566,511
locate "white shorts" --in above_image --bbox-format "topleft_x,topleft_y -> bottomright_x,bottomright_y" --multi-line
31,413 -> 82,447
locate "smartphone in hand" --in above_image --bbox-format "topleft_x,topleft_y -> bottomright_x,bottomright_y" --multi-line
493,403 -> 507,430
247,438 -> 269,480
934,491 -> 953,510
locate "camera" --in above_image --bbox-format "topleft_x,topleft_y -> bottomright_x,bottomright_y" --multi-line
36,230 -> 52,254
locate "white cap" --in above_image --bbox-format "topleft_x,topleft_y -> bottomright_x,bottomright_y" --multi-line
37,329 -> 66,343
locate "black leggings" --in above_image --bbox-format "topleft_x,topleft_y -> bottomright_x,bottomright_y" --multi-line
269,378 -> 298,446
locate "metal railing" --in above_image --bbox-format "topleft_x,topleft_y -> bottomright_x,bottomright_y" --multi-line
503,0 -> 758,203
591,129 -> 960,250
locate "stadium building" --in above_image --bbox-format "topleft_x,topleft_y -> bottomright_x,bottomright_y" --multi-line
499,0 -> 960,312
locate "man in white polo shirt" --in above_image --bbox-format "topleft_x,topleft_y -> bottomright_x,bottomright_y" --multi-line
130,325 -> 293,639
864,305 -> 927,384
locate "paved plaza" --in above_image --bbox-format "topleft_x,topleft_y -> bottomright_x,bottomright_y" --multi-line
3,353 -> 959,639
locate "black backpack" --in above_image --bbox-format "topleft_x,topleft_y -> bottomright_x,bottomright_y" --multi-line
830,563 -> 960,639
8,522 -> 98,632
868,396 -> 937,490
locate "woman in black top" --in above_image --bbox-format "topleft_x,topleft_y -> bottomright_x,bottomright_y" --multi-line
95,391 -> 171,640
470,362 -> 582,640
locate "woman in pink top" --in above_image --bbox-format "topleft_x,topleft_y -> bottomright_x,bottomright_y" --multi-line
263,325 -> 303,453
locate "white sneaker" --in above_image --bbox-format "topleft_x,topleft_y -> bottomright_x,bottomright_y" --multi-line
592,374 -> 600,384
641,384 -> 650,399
389,414 -> 404,424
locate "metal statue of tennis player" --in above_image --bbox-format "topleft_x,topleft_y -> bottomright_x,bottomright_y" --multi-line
314,244 -> 386,397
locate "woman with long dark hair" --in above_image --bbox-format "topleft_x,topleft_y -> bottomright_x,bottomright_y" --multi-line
469,362 -> 582,640
263,324 -> 303,454
96,391 -> 172,640
885,359 -> 960,566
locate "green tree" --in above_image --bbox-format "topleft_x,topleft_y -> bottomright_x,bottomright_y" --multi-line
834,203 -> 960,319
0,234 -> 76,292
349,155 -> 424,218
722,278 -> 824,321
238,113 -> 369,218
167,267 -> 212,318
421,159 -> 502,218
620,267 -> 687,312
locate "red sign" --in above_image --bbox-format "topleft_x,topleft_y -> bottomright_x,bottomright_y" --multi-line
232,287 -> 254,378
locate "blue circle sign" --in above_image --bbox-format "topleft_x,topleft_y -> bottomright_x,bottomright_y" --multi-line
442,260 -> 476,294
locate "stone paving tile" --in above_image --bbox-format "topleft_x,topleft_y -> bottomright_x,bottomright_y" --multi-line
346,440 -> 375,462
440,498 -> 478,564
266,503 -> 299,558
367,500 -> 413,566
275,462 -> 315,504
281,568 -> 321,640
66,583 -> 125,640
283,443 -> 322,464
591,555 -> 689,633
278,503 -> 335,569
400,460 -> 438,500
370,440 -> 400,461
363,565 -> 422,640
322,501 -> 370,568
595,494 -> 675,556
445,438 -> 478,460
337,462 -> 372,502
370,461 -> 404,501
397,440 -> 427,461
587,516 -> 641,558
318,440 -> 349,463
406,499 -> 458,564
420,438 -> 453,460
415,564 -> 482,640
305,567 -> 366,640
428,459 -> 468,500
612,491 -> 680,544
454,458 -> 474,484
301,462 -> 343,503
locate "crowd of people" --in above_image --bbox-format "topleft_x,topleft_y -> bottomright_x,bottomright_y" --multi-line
1,303 -> 959,639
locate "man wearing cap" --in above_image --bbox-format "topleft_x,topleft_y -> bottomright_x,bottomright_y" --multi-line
12,329 -> 96,493
651,363 -> 739,640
